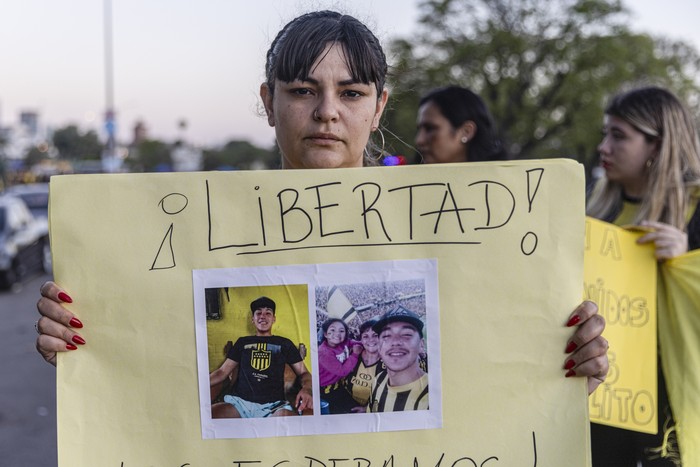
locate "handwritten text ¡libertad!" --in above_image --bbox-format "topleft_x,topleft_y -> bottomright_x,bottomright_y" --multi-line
199,169 -> 545,257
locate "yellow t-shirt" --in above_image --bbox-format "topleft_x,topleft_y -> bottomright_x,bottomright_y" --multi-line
348,359 -> 381,406
612,186 -> 700,227
369,372 -> 429,412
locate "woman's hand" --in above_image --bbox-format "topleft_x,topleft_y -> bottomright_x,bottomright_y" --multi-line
638,220 -> 688,260
35,281 -> 84,366
564,301 -> 608,395
352,343 -> 363,355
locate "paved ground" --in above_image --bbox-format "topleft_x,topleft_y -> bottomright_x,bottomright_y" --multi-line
0,273 -> 58,467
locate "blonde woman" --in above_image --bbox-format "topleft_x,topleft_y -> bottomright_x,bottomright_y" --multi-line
589,86 -> 700,466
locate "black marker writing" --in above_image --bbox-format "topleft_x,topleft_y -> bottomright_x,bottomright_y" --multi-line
200,171 -> 546,256
150,192 -> 189,270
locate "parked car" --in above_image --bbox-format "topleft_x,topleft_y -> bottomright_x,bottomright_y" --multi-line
0,194 -> 51,288
5,182 -> 50,219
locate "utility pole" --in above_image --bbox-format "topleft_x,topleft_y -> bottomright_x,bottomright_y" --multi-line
102,0 -> 118,172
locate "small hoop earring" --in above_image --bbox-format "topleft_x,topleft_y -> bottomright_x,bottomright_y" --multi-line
461,136 -> 469,144
363,127 -> 387,165
376,127 -> 386,156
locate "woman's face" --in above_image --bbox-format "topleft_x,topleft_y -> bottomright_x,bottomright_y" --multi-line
324,321 -> 347,347
360,327 -> 379,355
598,114 -> 658,197
415,101 -> 468,164
261,42 -> 388,169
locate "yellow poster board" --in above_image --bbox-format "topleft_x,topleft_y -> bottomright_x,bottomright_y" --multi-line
584,217 -> 657,433
50,160 -> 591,466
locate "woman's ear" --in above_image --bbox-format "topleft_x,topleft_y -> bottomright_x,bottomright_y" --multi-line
460,120 -> 477,142
260,83 -> 275,127
372,88 -> 389,130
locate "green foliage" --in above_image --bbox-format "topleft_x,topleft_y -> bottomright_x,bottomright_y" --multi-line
24,146 -> 49,167
384,0 -> 700,169
52,125 -> 103,160
131,140 -> 172,172
202,140 -> 279,171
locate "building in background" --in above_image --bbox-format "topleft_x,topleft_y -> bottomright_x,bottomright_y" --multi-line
1,110 -> 52,162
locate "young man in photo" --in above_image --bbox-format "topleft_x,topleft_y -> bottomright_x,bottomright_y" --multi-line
209,296 -> 312,418
369,306 -> 429,412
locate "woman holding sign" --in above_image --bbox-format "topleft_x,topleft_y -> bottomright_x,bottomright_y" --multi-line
588,86 -> 700,466
34,10 -> 607,399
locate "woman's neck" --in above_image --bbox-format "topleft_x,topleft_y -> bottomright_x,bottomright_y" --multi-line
621,177 -> 648,201
621,190 -> 643,203
362,351 -> 380,366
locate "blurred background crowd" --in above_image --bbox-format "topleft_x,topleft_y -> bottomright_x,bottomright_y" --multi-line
2,0 -> 700,185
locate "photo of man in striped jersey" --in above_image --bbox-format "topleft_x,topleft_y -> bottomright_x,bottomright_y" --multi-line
368,306 -> 429,412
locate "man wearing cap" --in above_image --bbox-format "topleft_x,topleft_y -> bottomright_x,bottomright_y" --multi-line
209,296 -> 312,418
368,306 -> 429,412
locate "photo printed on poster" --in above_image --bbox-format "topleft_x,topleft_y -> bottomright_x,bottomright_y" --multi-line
194,258 -> 441,439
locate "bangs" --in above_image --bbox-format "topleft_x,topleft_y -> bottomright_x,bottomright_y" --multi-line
270,16 -> 386,92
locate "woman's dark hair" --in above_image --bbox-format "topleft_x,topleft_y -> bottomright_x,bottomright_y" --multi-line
359,318 -> 378,335
419,86 -> 509,162
265,11 -> 388,97
321,318 -> 350,342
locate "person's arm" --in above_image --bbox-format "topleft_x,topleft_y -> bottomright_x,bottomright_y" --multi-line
290,361 -> 312,412
563,301 -> 609,395
36,281 -> 84,366
318,343 -> 360,382
210,358 -> 238,387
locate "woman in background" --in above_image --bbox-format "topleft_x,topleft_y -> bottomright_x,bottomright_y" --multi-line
588,86 -> 700,466
415,85 -> 509,164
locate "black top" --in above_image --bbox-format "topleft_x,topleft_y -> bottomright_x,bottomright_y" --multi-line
227,335 -> 302,404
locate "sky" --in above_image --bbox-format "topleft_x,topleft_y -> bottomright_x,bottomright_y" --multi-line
1,0 -> 699,150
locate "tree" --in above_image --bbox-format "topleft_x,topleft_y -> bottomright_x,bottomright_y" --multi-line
52,125 -> 103,160
384,0 -> 700,169
131,139 -> 172,172
24,146 -> 49,167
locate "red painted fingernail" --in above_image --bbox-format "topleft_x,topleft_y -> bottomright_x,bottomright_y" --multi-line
565,341 -> 578,353
58,292 -> 73,303
566,315 -> 581,327
564,359 -> 576,370
69,317 -> 83,328
66,343 -> 78,351
565,369 -> 576,378
72,335 -> 86,345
